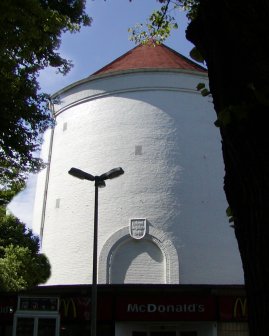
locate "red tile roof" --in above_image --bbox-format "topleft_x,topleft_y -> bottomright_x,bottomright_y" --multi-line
92,43 -> 206,76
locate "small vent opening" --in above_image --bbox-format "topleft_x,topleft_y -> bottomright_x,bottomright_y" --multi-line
55,198 -> 61,208
135,145 -> 142,155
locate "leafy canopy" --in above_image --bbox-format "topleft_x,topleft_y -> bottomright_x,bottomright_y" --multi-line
0,0 -> 91,191
0,0 -> 91,292
128,0 -> 199,44
0,206 -> 51,291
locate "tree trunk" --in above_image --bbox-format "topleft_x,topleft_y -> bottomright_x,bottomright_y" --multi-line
221,110 -> 269,335
186,0 -> 269,334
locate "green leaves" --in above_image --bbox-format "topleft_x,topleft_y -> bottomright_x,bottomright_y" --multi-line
214,103 -> 250,128
0,245 -> 51,291
129,1 -> 178,44
196,82 -> 210,97
0,209 -> 51,291
0,210 -> 39,257
190,47 -> 205,64
226,206 -> 233,221
128,1 -> 200,45
0,0 -> 91,292
226,206 -> 235,228
0,245 -> 30,291
0,1 -> 91,189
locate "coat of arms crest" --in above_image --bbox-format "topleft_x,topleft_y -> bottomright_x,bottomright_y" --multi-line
129,218 -> 147,239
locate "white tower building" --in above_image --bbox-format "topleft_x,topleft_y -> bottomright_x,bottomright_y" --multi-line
33,43 -> 243,287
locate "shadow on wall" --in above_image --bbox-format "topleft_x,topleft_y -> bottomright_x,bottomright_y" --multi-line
110,239 -> 165,284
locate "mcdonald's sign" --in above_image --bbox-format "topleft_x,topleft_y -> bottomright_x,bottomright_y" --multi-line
233,298 -> 247,319
59,295 -> 111,321
60,298 -> 77,319
219,296 -> 248,321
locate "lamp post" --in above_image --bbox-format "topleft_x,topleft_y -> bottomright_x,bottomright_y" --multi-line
68,167 -> 124,336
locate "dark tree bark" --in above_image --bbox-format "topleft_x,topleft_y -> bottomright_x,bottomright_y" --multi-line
186,1 -> 269,334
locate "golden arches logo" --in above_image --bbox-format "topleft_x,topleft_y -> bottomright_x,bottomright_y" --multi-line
60,299 -> 77,318
233,298 -> 247,318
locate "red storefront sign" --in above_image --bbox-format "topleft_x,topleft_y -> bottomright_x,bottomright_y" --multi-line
0,292 -> 248,323
59,295 -> 112,321
116,296 -> 216,321
219,296 -> 247,321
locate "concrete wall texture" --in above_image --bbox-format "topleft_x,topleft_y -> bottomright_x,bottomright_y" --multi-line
33,68 -> 244,285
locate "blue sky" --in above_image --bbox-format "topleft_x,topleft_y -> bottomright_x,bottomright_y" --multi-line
8,0 -> 195,227
39,0 -> 194,94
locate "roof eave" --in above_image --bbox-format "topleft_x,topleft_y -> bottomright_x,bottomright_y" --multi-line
51,67 -> 208,99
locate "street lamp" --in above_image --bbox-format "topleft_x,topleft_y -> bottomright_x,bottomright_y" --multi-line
68,167 -> 124,336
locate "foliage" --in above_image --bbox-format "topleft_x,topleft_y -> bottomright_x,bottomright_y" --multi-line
0,0 -> 91,191
0,245 -> 50,292
0,207 -> 50,291
129,0 -> 178,44
128,0 -> 199,44
189,46 -> 204,63
196,82 -> 210,97
0,179 -> 25,207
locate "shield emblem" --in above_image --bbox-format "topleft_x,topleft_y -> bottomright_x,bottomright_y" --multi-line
129,218 -> 147,239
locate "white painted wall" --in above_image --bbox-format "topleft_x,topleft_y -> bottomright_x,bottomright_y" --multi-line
33,69 -> 244,285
